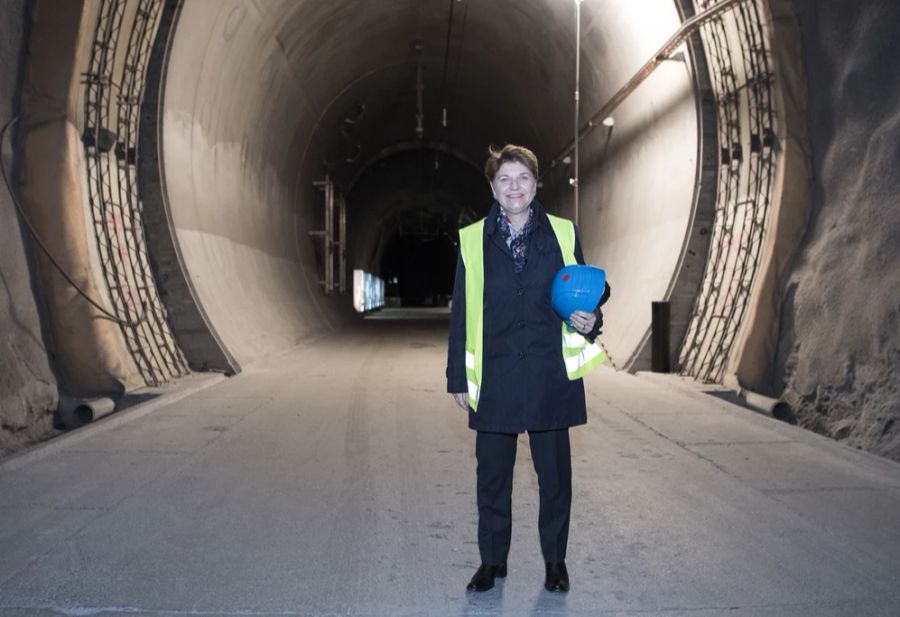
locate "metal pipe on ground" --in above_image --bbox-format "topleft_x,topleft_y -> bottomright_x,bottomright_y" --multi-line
741,389 -> 794,423
56,396 -> 116,428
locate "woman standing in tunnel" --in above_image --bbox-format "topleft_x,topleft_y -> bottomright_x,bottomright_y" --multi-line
447,144 -> 609,593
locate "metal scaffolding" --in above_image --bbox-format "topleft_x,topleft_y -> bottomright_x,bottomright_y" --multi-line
82,0 -> 189,386
311,176 -> 347,295
677,0 -> 777,382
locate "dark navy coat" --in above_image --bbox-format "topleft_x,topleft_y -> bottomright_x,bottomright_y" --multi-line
446,200 -> 603,434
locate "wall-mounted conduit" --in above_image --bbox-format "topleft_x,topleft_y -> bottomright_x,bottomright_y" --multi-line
82,0 -> 188,386
677,0 -> 777,383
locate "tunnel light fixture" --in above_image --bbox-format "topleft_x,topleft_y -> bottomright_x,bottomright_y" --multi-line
602,116 -> 615,127
562,156 -> 572,165
354,270 -> 385,312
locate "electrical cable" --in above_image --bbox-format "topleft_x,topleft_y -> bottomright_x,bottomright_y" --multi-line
440,0 -> 455,105
0,115 -> 144,326
445,0 -> 468,124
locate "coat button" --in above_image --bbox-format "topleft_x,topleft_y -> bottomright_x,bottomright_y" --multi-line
518,351 -> 526,359
517,320 -> 525,328
516,288 -> 525,296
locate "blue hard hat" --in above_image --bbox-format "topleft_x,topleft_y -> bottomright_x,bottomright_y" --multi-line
551,265 -> 606,321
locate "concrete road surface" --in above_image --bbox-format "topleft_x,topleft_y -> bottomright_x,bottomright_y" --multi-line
2,320 -> 899,616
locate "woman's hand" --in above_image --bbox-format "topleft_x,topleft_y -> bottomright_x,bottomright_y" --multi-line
451,392 -> 469,411
569,310 -> 597,335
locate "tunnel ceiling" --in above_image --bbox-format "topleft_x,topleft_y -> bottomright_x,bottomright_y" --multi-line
277,0 -> 585,189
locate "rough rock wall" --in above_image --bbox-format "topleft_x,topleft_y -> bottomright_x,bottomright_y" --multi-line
777,0 -> 900,460
0,0 -> 58,456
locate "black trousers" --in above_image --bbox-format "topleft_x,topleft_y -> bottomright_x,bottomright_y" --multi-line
475,428 -> 572,565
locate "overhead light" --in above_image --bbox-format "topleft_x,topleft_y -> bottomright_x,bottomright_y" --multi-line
602,116 -> 615,127
562,156 -> 572,165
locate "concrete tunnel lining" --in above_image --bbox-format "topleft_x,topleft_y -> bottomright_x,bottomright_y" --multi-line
159,0 -> 699,369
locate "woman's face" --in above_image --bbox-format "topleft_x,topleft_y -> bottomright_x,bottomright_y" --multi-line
491,160 -> 537,216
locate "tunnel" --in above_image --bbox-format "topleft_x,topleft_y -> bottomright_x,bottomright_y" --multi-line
4,0 -> 900,613
21,0 -> 732,377
150,0 -> 705,373
3,1 -> 900,457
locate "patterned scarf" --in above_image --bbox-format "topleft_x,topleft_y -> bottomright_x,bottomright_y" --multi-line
496,207 -> 535,273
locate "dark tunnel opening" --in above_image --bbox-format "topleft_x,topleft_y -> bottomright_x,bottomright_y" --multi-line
347,148 -> 488,307
380,230 -> 455,307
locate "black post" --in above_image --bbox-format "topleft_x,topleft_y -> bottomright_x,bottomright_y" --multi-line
651,301 -> 671,373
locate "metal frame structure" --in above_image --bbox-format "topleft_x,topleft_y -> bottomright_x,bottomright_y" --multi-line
338,195 -> 347,294
311,176 -> 347,295
677,0 -> 777,382
82,0 -> 188,386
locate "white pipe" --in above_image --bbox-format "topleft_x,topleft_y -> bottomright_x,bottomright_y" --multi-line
741,389 -> 793,422
56,396 -> 116,428
572,0 -> 582,227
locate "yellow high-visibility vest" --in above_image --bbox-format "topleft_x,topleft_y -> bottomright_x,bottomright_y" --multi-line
459,215 -> 606,411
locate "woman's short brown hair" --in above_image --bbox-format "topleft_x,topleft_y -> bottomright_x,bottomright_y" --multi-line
484,144 -> 539,182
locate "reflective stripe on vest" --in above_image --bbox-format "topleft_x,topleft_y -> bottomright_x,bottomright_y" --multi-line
459,215 -> 606,411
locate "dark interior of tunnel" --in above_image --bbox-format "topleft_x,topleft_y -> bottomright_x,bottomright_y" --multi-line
347,148 -> 489,306
380,230 -> 454,306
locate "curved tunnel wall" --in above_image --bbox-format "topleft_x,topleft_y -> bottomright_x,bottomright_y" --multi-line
160,0 -> 698,368
162,1 -> 349,365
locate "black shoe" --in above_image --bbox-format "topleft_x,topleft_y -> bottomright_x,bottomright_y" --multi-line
544,561 -> 569,592
466,563 -> 507,592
